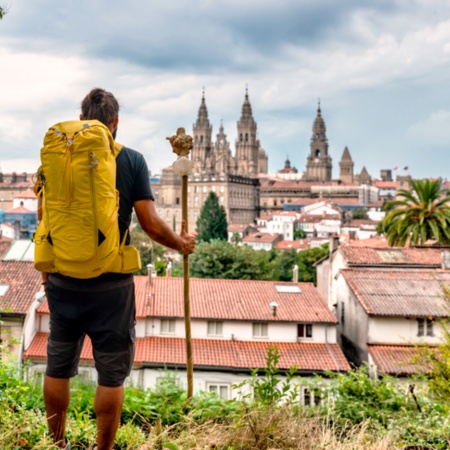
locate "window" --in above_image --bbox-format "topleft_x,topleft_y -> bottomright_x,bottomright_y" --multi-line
301,387 -> 320,406
417,318 -> 433,337
207,321 -> 223,336
253,322 -> 268,338
175,197 -> 180,205
208,383 -> 230,400
203,186 -> 207,193
160,319 -> 175,334
297,323 -> 313,339
212,186 -> 216,192
194,186 -> 198,193
341,302 -> 345,325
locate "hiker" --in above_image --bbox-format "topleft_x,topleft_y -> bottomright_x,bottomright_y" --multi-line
39,88 -> 196,450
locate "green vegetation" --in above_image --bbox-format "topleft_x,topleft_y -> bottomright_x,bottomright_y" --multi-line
380,178 -> 450,246
189,240 -> 329,283
1,349 -> 450,449
196,191 -> 228,242
352,207 -> 369,220
293,228 -> 307,240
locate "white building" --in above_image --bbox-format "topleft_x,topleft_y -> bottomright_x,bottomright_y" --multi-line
315,244 -> 449,376
24,276 -> 349,398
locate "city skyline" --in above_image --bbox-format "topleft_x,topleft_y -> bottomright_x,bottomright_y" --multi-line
1,1 -> 450,180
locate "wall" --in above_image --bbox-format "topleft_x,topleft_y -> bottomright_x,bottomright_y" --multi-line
336,275 -> 369,365
368,317 -> 443,345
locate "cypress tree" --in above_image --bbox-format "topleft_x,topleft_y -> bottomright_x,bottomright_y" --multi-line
196,191 -> 228,242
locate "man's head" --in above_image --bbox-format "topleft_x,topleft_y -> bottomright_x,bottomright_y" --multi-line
80,88 -> 119,137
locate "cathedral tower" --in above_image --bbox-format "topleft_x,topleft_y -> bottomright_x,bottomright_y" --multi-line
192,92 -> 213,174
339,146 -> 354,184
235,89 -> 259,177
213,121 -> 235,174
305,102 -> 332,182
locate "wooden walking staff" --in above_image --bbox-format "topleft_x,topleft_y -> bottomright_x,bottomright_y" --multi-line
167,127 -> 195,398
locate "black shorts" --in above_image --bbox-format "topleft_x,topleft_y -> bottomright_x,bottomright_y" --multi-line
45,274 -> 136,387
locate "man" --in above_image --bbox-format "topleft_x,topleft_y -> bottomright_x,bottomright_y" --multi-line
41,88 -> 196,450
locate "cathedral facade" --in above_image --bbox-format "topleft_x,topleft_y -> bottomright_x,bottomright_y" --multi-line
156,91 -> 267,229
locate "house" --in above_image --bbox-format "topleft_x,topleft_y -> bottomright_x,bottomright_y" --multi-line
315,244 -> 450,376
341,219 -> 379,241
24,276 -> 350,399
242,232 -> 283,251
0,239 -> 43,361
274,239 -> 311,252
227,223 -> 258,244
336,269 -> 449,375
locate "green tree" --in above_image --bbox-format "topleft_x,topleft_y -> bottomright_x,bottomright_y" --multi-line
380,178 -> 450,246
130,223 -> 167,275
294,244 -> 329,284
352,208 -> 369,220
293,228 -> 307,240
196,191 -> 228,242
0,6 -> 5,19
230,232 -> 242,245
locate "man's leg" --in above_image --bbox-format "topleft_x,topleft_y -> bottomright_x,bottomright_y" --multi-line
95,385 -> 124,450
43,375 -> 70,448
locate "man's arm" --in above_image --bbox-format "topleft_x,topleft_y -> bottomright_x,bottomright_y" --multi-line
134,199 -> 196,255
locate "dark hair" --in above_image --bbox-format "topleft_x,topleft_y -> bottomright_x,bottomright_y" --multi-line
81,88 -> 119,127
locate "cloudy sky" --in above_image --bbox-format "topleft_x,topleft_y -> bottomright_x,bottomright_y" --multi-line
1,0 -> 450,180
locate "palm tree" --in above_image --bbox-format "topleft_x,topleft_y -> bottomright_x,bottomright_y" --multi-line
380,178 -> 450,246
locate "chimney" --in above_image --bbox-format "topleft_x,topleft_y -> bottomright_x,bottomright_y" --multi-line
292,264 -> 299,282
166,261 -> 172,277
14,220 -> 20,240
441,251 -> 450,270
147,264 -> 157,285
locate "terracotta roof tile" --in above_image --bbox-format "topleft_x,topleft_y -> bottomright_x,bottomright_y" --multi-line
274,240 -> 310,250
346,236 -> 390,248
38,276 -> 336,323
13,189 -> 38,199
369,344 -> 434,375
5,206 -> 34,213
0,238 -> 12,258
0,261 -> 42,314
24,333 -> 349,372
242,233 -> 282,244
340,269 -> 450,317
340,246 -> 443,266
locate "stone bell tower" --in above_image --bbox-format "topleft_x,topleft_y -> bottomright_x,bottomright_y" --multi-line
305,102 -> 332,182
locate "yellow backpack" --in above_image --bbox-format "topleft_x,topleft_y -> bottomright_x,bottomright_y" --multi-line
33,120 -> 141,278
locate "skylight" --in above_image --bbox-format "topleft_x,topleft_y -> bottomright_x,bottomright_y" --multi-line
275,285 -> 301,293
0,284 -> 10,296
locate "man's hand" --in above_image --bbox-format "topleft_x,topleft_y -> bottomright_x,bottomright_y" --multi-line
179,220 -> 196,255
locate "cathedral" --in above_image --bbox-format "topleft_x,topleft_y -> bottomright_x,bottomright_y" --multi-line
155,94 -> 377,228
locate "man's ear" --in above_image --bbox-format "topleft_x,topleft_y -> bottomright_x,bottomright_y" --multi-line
112,116 -> 119,130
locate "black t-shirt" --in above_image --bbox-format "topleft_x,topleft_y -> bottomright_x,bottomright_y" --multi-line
116,146 -> 154,244
51,145 -> 154,285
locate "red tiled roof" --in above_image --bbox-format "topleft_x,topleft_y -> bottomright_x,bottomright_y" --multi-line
242,233 -> 282,244
340,269 -> 450,317
274,240 -> 310,251
0,238 -> 12,258
375,181 -> 396,189
24,332 -> 350,372
340,246 -> 443,266
347,219 -> 379,227
5,206 -> 34,214
346,236 -> 390,248
228,224 -> 256,233
13,189 -> 38,199
369,344 -> 434,375
38,276 -> 337,323
0,261 -> 42,314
